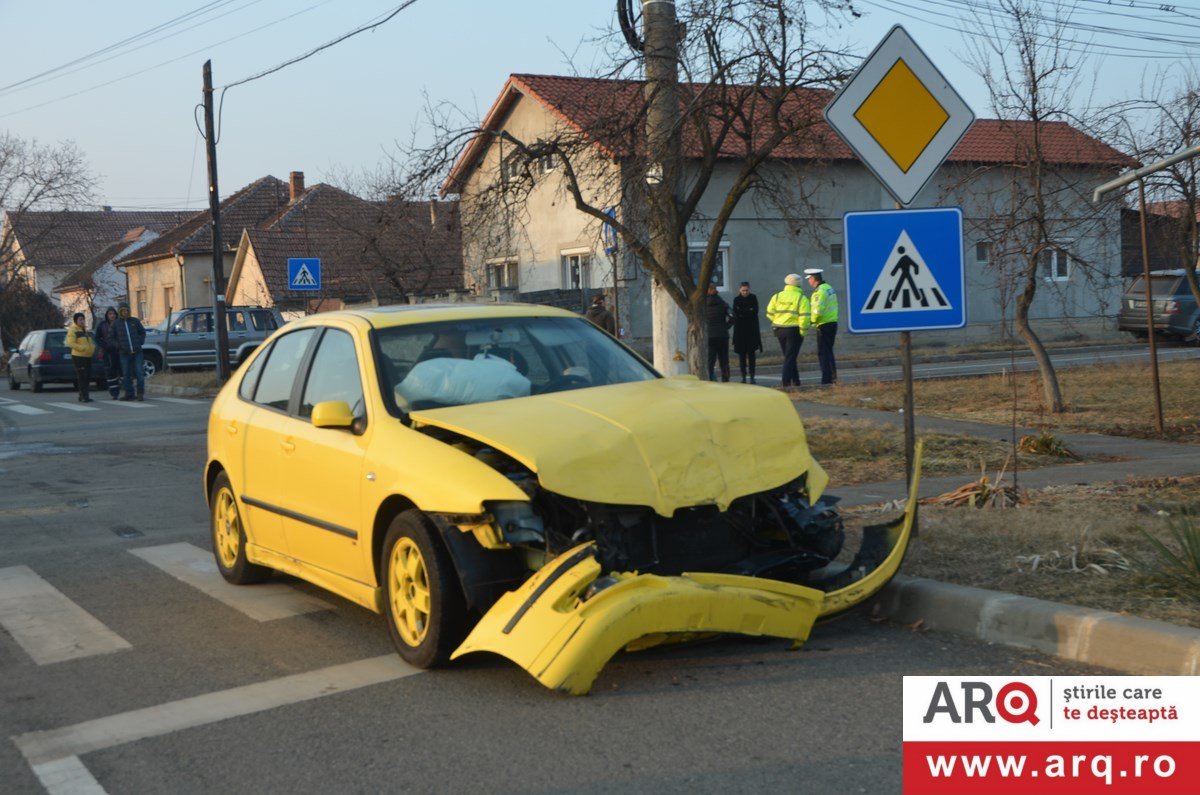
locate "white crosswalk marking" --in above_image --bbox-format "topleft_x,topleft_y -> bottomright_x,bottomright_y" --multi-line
0,566 -> 132,665
46,402 -> 100,412
1,404 -> 50,415
29,756 -> 105,795
107,400 -> 153,408
129,543 -> 333,621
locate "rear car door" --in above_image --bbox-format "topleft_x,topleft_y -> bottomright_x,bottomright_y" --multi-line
167,311 -> 214,367
275,324 -> 370,584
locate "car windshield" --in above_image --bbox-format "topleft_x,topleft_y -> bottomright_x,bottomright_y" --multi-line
376,316 -> 658,412
1128,276 -> 1182,298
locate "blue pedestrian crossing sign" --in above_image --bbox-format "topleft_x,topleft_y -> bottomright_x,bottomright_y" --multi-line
843,207 -> 966,334
287,258 -> 321,291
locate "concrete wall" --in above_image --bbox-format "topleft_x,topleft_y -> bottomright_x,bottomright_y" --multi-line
125,252 -> 233,324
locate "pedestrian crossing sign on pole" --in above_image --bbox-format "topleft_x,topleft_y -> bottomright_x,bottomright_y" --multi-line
844,207 -> 966,333
287,258 -> 321,291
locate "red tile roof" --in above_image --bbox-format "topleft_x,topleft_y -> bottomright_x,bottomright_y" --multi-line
447,74 -> 1134,190
55,231 -> 151,292
242,185 -> 462,301
4,209 -> 190,270
117,175 -> 291,267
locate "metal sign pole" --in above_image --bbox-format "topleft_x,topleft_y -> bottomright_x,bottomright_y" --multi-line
1137,178 -> 1165,435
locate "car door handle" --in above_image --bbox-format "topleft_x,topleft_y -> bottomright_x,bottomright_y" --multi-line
280,438 -> 296,453
225,423 -> 238,435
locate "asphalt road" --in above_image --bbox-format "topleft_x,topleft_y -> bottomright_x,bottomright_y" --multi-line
0,384 -> 1104,794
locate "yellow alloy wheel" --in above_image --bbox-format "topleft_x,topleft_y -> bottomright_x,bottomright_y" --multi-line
390,537 -> 432,647
213,488 -> 241,570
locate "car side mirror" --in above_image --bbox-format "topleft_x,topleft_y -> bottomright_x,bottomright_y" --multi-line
311,400 -> 355,430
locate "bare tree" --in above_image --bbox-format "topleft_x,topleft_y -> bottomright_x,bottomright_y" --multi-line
396,0 -> 856,374
0,133 -> 97,288
963,0 -> 1123,412
1114,74 -> 1200,317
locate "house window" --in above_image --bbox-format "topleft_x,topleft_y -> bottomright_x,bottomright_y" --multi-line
976,241 -> 991,262
136,289 -> 147,320
561,252 -> 592,289
163,286 -> 175,313
536,151 -> 558,175
500,152 -> 524,184
1041,247 -> 1070,281
688,244 -> 728,289
487,260 -> 519,290
830,244 -> 844,265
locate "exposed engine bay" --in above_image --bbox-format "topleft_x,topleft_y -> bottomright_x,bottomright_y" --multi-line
424,426 -> 861,593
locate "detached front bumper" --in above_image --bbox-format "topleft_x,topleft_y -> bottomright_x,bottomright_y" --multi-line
454,445 -> 923,695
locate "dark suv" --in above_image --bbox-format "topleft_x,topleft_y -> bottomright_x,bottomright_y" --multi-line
141,306 -> 285,376
7,329 -> 107,392
1116,269 -> 1200,342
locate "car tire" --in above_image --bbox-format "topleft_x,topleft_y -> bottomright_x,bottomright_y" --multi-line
143,352 -> 161,379
30,373 -> 43,393
381,509 -> 467,669
209,471 -> 271,585
7,370 -> 18,390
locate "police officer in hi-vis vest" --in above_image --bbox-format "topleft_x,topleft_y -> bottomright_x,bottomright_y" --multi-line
805,268 -> 839,385
765,273 -> 809,387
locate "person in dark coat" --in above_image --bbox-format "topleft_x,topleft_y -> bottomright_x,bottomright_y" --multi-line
731,281 -> 762,383
704,283 -> 732,382
113,302 -> 147,401
584,294 -> 616,336
94,306 -> 122,399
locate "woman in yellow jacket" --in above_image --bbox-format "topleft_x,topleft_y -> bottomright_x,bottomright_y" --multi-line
66,312 -> 96,403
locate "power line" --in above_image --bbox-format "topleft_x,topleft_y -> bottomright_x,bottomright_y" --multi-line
0,1 -> 334,119
0,0 -> 273,99
0,0 -> 241,95
221,0 -> 422,90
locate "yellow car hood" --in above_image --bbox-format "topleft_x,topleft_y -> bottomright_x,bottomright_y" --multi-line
409,378 -> 825,517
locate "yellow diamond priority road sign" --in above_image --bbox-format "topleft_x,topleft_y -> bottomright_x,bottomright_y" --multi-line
824,25 -> 974,206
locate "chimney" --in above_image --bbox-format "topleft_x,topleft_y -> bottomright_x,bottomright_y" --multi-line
429,199 -> 438,228
289,171 -> 305,203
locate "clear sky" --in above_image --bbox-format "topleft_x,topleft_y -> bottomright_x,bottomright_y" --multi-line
2,0 -> 1198,210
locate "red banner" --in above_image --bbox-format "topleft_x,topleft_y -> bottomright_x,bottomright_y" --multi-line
904,741 -> 1199,794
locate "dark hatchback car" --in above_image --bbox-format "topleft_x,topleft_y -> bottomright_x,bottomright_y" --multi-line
6,329 -> 107,392
1117,269 -> 1200,342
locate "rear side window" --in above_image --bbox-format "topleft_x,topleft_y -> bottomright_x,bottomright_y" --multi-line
238,346 -> 269,401
250,329 -> 316,411
45,331 -> 68,352
251,311 -> 279,331
300,329 -> 365,419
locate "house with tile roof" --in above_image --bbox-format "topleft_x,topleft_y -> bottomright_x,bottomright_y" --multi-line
225,184 -> 462,316
446,74 -> 1135,345
53,227 -> 160,319
115,175 -> 294,324
1,208 -> 191,307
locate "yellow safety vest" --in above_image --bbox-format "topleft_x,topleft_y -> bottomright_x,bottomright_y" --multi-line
811,282 -> 839,326
766,286 -> 810,333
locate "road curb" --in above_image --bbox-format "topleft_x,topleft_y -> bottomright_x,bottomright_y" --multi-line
873,575 -> 1200,675
146,383 -> 215,398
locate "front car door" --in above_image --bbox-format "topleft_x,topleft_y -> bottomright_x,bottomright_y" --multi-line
168,311 -> 214,367
234,327 -> 318,555
275,324 -> 370,584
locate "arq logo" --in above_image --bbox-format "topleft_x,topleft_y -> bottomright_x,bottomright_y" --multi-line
923,680 -> 1040,725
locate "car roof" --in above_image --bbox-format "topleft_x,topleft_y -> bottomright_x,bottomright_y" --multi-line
295,302 -> 583,330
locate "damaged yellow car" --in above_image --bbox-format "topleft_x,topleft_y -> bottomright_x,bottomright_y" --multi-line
206,305 -> 919,694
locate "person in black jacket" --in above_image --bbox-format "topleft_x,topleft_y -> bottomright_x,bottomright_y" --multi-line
93,306 -> 122,399
731,281 -> 762,383
704,282 -> 732,382
114,302 -> 147,401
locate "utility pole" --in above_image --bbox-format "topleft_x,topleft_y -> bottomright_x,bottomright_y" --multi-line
202,60 -> 232,382
642,0 -> 688,375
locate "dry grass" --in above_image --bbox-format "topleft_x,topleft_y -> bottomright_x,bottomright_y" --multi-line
153,370 -> 222,390
807,359 -> 1200,442
803,417 -> 1113,485
844,475 -> 1200,627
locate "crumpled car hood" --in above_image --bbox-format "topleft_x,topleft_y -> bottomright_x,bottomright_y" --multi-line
409,377 -> 825,516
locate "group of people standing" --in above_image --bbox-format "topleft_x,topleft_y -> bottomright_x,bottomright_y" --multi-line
705,269 -> 839,386
64,303 -> 148,402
